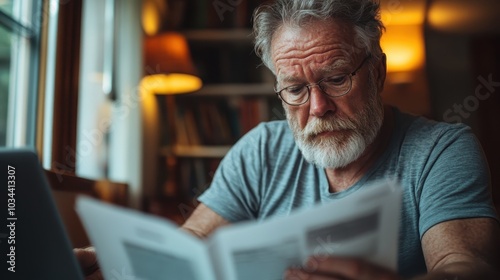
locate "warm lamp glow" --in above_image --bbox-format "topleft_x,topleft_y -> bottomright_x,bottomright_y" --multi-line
427,1 -> 500,33
381,9 -> 424,26
141,74 -> 202,95
142,2 -> 161,35
141,0 -> 167,36
144,32 -> 202,95
381,24 -> 425,73
379,0 -> 426,26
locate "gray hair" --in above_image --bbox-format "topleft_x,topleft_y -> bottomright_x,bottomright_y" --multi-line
253,0 -> 385,73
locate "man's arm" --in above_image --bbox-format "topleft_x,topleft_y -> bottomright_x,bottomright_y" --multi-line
181,203 -> 230,239
416,217 -> 500,280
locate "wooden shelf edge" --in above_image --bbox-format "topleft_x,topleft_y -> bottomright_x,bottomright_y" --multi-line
161,145 -> 232,158
192,83 -> 275,96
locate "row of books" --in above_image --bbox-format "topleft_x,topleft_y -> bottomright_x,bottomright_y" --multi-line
172,97 -> 283,146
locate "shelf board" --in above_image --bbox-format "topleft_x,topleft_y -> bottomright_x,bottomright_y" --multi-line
182,29 -> 253,42
193,83 -> 275,96
161,145 -> 232,158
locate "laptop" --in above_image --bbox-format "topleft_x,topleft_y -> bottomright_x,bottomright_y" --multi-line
0,148 -> 84,280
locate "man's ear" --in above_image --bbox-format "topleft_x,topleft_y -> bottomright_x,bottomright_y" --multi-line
376,53 -> 387,93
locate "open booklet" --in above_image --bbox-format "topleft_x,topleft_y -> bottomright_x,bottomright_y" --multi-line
76,180 -> 401,280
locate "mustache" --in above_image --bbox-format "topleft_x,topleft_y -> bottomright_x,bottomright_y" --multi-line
303,115 -> 357,137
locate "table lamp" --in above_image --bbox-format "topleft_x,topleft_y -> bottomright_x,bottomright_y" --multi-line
142,32 -> 202,95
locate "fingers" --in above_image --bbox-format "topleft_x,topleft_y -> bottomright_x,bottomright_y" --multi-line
309,256 -> 368,279
74,246 -> 97,267
73,247 -> 102,279
284,256 -> 400,280
285,267 -> 349,280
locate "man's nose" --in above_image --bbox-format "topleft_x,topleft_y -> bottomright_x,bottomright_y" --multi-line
309,85 -> 336,117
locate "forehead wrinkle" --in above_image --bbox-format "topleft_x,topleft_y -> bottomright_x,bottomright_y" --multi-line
274,52 -> 348,81
273,42 -> 347,63
276,58 -> 351,85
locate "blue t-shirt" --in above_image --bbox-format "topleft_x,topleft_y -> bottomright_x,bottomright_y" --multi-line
198,108 -> 498,278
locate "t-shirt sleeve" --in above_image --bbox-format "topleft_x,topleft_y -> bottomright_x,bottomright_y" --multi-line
197,124 -> 267,222
418,124 -> 499,238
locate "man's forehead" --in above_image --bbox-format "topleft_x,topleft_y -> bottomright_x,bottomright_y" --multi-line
270,19 -> 356,76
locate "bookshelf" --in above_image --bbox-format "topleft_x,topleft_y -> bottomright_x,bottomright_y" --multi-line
158,91 -> 284,202
150,1 -> 284,221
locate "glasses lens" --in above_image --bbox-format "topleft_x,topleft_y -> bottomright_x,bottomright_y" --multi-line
320,74 -> 352,97
281,87 -> 308,105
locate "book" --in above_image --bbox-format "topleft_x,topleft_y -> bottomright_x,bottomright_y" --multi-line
184,109 -> 202,146
76,180 -> 402,280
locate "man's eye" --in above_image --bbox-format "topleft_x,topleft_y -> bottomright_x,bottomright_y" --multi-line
323,75 -> 347,86
285,86 -> 304,95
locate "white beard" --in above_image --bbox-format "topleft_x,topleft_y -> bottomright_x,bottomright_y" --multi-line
286,89 -> 384,169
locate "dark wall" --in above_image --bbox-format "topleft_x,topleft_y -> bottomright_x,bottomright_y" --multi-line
426,28 -> 500,212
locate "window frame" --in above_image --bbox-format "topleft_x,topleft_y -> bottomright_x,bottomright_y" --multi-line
47,0 -> 82,174
0,0 -> 42,148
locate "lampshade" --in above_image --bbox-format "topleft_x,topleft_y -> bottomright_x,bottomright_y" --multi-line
142,32 -> 202,94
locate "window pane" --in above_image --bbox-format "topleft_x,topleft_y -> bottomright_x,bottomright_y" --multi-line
0,0 -> 13,18
0,25 -> 10,146
0,1 -> 40,147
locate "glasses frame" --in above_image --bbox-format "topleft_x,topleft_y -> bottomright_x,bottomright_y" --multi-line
275,54 -> 372,106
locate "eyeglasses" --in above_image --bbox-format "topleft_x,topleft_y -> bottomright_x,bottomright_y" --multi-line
275,54 -> 371,106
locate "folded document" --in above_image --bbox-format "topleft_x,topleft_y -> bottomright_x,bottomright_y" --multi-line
76,180 -> 401,280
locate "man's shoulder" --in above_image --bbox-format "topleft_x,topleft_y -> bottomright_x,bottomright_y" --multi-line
242,120 -> 293,142
395,109 -> 473,147
231,120 -> 295,153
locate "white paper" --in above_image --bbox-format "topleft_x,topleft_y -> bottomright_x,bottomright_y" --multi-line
76,179 -> 401,280
211,179 -> 401,279
76,197 -> 216,280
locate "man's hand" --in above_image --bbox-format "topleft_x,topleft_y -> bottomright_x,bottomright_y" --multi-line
73,247 -> 103,280
284,256 -> 401,280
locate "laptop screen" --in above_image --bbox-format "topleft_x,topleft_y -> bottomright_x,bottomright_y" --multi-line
0,148 -> 84,280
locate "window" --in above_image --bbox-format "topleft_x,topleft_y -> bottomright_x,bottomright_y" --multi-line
0,1 -> 13,146
0,0 -> 41,147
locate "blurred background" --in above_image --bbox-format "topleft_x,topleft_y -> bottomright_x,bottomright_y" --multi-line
0,0 -> 499,245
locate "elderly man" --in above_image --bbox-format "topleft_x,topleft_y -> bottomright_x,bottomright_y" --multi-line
78,0 -> 500,279
183,0 -> 500,279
